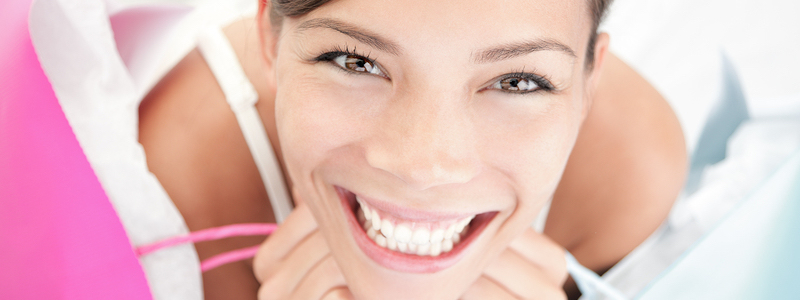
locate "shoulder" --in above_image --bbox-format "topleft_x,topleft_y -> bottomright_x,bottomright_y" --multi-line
138,17 -> 278,229
546,53 -> 688,273
137,17 -> 278,300
138,46 -> 250,216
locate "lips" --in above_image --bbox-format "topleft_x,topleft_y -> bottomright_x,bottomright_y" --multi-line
336,186 -> 497,273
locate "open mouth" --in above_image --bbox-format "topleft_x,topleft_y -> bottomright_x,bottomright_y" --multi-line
336,186 -> 497,273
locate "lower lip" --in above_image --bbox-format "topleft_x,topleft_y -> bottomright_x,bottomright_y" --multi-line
336,186 -> 496,273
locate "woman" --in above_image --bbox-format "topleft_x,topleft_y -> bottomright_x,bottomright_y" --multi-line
139,0 -> 686,298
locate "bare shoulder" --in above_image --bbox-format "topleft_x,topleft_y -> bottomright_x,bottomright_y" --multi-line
137,17 -> 276,300
546,53 -> 688,273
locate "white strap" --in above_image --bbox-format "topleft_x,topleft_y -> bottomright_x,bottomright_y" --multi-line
197,28 -> 293,224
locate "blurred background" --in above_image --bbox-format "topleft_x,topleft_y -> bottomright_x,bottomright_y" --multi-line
3,0 -> 799,299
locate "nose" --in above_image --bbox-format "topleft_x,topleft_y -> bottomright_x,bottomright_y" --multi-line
365,88 -> 482,190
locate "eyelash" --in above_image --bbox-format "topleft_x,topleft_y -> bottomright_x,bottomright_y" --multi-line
490,71 -> 556,94
312,45 -> 384,76
311,46 -> 556,94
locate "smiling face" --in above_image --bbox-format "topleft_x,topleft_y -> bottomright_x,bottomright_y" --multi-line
266,0 -> 605,298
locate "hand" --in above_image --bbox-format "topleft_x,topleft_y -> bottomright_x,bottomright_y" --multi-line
253,203 -> 353,300
462,228 -> 568,300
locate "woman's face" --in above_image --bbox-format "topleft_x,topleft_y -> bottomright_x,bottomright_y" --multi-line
270,0 -> 600,298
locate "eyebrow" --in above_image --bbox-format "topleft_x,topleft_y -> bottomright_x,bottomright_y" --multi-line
473,39 -> 577,64
296,18 -> 401,55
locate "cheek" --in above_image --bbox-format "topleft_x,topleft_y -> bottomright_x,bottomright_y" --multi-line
274,68 -> 379,178
476,92 -> 583,206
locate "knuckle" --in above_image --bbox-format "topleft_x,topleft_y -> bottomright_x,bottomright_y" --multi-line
253,252 -> 278,283
537,288 -> 567,300
258,281 -> 281,300
252,251 -> 268,282
257,283 -> 282,300
555,289 -> 568,300
552,256 -> 568,284
556,264 -> 569,285
321,287 -> 352,300
322,256 -> 341,275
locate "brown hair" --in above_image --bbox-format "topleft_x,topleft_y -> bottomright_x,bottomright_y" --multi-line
268,0 -> 613,68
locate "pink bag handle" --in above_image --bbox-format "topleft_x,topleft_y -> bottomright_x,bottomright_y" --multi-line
136,223 -> 278,272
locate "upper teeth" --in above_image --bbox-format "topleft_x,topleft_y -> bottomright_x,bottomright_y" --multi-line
356,196 -> 473,257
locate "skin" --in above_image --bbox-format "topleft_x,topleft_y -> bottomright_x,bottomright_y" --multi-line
267,0 -> 602,299
138,0 -> 686,299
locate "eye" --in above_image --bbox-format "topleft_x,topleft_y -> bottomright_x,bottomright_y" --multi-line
485,72 -> 555,94
491,76 -> 540,93
332,54 -> 385,76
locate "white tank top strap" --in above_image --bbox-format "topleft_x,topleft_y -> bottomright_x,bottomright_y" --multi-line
197,27 -> 293,224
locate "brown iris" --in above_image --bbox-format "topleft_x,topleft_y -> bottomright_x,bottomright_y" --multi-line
343,55 -> 373,73
499,77 -> 537,91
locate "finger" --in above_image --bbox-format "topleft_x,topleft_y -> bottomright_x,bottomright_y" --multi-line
290,255 -> 347,300
254,203 -> 318,282
257,231 -> 330,300
483,249 -> 566,300
461,276 -> 517,300
508,228 -> 568,285
321,287 -> 353,300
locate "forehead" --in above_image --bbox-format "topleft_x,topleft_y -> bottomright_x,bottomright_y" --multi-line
283,0 -> 592,57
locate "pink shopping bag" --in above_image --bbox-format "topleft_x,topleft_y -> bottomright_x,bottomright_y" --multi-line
0,0 -> 152,298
